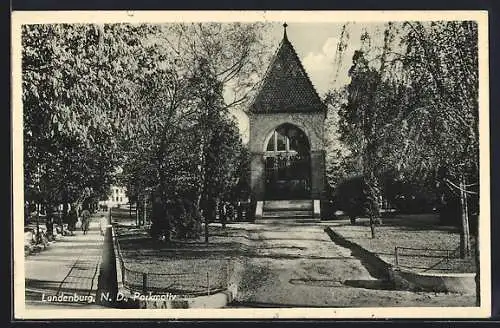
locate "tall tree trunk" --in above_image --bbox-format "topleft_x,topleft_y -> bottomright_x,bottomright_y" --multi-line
143,196 -> 147,228
369,215 -> 376,238
197,131 -> 208,210
62,193 -> 68,226
135,201 -> 140,227
365,174 -> 377,239
204,213 -> 209,244
369,201 -> 376,238
36,202 -> 40,242
158,173 -> 170,242
459,175 -> 471,258
197,129 -> 211,244
154,138 -> 170,242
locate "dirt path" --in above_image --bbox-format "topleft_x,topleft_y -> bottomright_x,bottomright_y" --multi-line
228,222 -> 475,307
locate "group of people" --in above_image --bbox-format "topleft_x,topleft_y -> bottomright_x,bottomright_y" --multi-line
24,204 -> 103,258
62,205 -> 92,236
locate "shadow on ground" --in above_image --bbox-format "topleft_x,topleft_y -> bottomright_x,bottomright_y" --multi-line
324,227 -> 390,281
342,279 -> 395,290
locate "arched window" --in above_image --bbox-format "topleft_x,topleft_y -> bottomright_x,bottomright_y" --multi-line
263,124 -> 311,199
265,124 -> 309,155
266,130 -> 290,152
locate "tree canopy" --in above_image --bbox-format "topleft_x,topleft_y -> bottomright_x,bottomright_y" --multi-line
23,23 -> 270,238
326,21 -> 479,225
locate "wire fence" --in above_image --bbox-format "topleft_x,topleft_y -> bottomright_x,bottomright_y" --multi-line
114,231 -> 233,297
393,245 -> 474,272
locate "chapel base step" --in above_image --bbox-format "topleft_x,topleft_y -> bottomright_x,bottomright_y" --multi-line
255,200 -> 320,223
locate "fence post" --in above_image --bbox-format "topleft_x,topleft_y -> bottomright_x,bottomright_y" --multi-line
142,273 -> 147,294
394,247 -> 399,267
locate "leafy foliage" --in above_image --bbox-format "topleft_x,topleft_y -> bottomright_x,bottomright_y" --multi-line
113,23 -> 270,240
22,24 -> 135,209
23,23 -> 270,237
327,21 -> 479,226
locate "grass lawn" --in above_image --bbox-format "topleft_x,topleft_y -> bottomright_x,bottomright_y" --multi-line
330,214 -> 477,273
115,225 -> 239,296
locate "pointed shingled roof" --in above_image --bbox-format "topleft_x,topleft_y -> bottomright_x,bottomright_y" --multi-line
249,24 -> 327,114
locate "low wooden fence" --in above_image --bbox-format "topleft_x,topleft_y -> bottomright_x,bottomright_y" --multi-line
114,234 -> 233,297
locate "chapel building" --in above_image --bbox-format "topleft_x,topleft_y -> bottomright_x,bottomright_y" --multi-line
248,24 -> 326,220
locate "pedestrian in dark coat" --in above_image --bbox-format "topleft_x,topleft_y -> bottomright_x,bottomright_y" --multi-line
67,206 -> 78,235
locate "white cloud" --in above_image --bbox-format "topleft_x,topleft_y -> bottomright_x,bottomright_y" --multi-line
301,24 -> 389,95
225,23 -> 391,139
302,37 -> 339,96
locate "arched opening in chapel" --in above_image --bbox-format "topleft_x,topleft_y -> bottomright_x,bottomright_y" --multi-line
264,123 -> 311,199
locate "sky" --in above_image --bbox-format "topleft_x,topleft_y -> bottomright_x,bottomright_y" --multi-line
229,22 -> 388,142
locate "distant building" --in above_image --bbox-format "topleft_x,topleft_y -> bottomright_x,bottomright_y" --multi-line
99,185 -> 129,209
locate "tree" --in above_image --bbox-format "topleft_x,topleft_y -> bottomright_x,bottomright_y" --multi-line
369,21 -> 479,256
331,21 -> 479,245
22,24 -> 139,217
340,49 -> 383,235
398,21 -> 479,258
324,88 -> 353,190
202,116 -> 246,223
118,23 -> 271,242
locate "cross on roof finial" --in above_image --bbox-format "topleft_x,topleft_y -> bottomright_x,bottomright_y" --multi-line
283,22 -> 288,40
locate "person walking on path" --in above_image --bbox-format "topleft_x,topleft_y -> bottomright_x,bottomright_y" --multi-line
67,205 -> 78,236
99,212 -> 108,236
81,209 -> 91,235
46,207 -> 55,241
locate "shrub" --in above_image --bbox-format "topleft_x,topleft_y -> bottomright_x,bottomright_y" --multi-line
150,198 -> 202,241
331,175 -> 379,224
172,201 -> 202,240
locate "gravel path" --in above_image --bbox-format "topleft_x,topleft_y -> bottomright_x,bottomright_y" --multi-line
226,222 -> 475,307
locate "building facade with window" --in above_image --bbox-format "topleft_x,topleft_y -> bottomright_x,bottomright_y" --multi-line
99,185 -> 129,209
